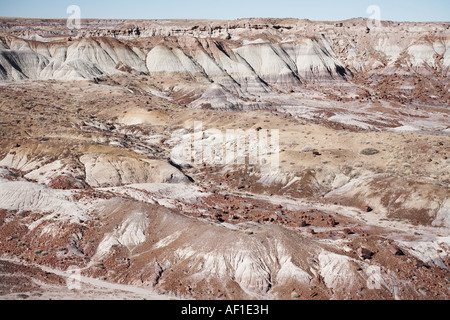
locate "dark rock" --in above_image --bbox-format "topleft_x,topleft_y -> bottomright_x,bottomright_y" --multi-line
388,244 -> 404,256
360,148 -> 380,155
343,228 -> 354,235
269,214 -> 279,221
416,260 -> 429,269
357,247 -> 373,259
327,217 -> 337,227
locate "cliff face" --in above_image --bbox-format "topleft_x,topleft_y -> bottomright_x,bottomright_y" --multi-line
1,18 -> 449,115
1,18 -> 449,82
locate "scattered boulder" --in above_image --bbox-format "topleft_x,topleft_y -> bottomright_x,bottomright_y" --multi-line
301,146 -> 316,152
389,245 -> 404,256
360,148 -> 380,156
343,228 -> 354,235
357,247 -> 374,259
327,217 -> 337,227
416,260 -> 429,269
269,214 -> 279,222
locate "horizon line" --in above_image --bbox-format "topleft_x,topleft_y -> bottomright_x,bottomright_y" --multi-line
1,16 -> 449,24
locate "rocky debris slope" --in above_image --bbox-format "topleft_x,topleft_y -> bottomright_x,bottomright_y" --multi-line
0,164 -> 448,300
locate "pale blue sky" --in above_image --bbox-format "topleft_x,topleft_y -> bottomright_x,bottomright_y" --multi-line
0,0 -> 449,22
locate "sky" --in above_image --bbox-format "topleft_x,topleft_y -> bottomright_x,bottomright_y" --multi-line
0,0 -> 449,22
